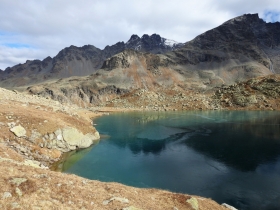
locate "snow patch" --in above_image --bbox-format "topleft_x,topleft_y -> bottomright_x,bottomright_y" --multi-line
163,38 -> 179,47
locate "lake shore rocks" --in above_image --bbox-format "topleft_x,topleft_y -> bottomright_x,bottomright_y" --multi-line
62,127 -> 100,149
0,87 -> 101,167
10,125 -> 26,137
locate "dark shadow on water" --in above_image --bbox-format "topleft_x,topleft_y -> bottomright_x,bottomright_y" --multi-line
101,111 -> 280,172
127,132 -> 188,155
183,116 -> 280,172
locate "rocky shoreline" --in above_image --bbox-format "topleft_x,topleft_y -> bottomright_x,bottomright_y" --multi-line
0,87 -> 102,167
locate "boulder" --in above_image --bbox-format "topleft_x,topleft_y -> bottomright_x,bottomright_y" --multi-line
10,125 -> 26,137
2,192 -> 12,199
62,127 -> 100,149
186,197 -> 199,210
24,160 -> 41,168
222,203 -> 238,210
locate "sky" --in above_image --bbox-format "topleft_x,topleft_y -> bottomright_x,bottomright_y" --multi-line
0,0 -> 280,70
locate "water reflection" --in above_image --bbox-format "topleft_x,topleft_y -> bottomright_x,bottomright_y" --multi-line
51,141 -> 99,171
183,119 -> 280,171
128,132 -> 188,155
103,111 -> 280,171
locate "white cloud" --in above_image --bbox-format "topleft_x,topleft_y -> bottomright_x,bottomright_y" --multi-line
0,0 -> 280,69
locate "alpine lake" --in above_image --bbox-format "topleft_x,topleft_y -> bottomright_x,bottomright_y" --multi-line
55,111 -> 280,210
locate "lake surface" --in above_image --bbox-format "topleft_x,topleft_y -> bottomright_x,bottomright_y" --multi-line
62,111 -> 280,210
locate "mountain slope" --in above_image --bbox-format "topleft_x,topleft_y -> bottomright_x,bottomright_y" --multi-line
165,13 -> 280,85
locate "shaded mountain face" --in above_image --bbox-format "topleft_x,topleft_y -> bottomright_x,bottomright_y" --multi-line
164,13 -> 280,85
0,34 -> 182,88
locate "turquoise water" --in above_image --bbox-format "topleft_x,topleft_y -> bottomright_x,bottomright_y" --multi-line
63,111 -> 280,210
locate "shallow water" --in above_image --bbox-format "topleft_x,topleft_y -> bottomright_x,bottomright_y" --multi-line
62,111 -> 280,210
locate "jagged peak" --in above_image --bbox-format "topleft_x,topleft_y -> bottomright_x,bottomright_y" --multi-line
127,34 -> 162,44
81,44 -> 99,50
104,41 -> 125,50
141,34 -> 150,39
68,45 -> 78,49
128,34 -> 140,41
43,56 -> 52,61
59,44 -> 100,53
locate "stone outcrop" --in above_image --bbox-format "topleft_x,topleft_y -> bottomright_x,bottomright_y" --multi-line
0,87 -> 101,166
8,122 -> 100,155
62,127 -> 100,150
10,125 -> 26,137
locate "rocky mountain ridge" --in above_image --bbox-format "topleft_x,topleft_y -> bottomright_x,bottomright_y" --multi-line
0,34 -> 182,88
125,33 -> 183,53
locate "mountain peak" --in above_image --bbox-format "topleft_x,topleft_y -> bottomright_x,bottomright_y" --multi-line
128,34 -> 140,42
224,13 -> 264,25
141,34 -> 149,39
124,33 -> 182,53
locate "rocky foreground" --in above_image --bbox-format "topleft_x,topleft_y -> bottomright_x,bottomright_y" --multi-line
0,87 -> 233,210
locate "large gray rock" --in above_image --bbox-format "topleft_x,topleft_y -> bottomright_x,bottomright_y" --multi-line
10,125 -> 26,137
186,197 -> 199,210
62,127 -> 100,149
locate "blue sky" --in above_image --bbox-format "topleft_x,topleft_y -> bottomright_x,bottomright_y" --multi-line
0,0 -> 280,70
263,11 -> 280,22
